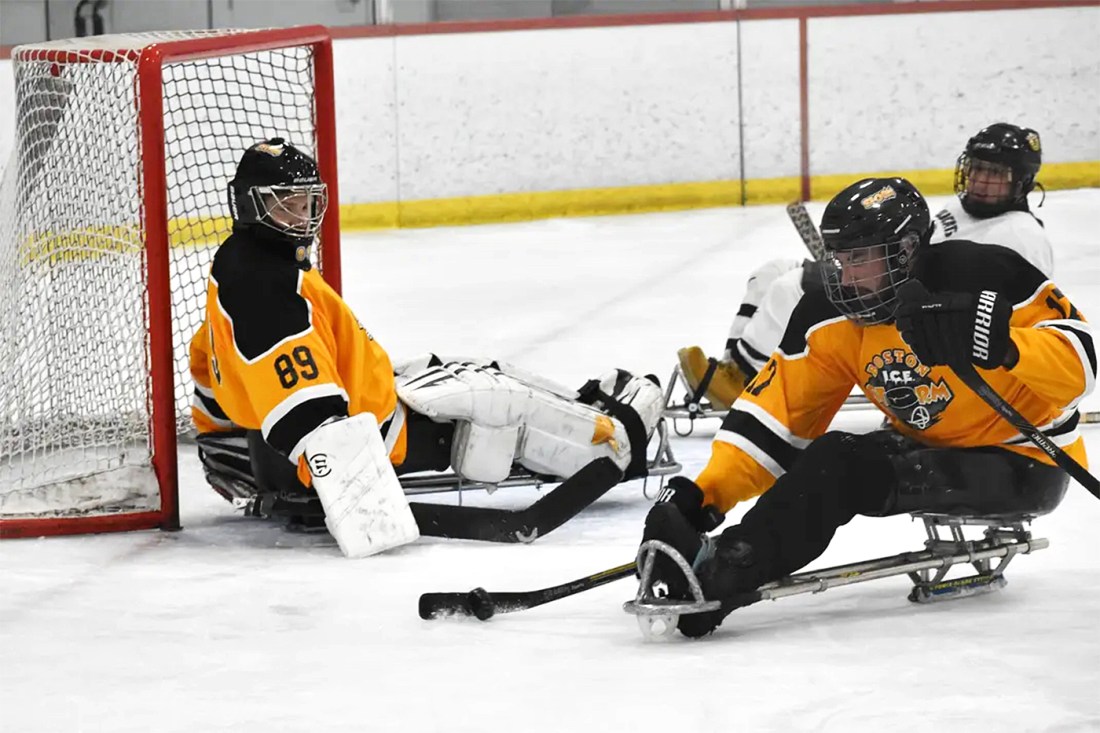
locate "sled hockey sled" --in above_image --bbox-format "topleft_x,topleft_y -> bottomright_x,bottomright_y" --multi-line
625,512 -> 1049,639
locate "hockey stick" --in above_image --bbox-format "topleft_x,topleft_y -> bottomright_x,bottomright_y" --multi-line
419,561 -> 637,620
785,201 -> 826,261
409,457 -> 623,543
951,360 -> 1100,499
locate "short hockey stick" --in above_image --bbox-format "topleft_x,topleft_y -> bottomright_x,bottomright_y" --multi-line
419,561 -> 636,620
952,360 -> 1100,499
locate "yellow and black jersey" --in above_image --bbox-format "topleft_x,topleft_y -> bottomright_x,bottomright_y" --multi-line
697,240 -> 1094,512
188,233 -> 407,484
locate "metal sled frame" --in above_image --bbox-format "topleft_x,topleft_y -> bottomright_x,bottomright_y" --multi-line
398,418 -> 681,500
625,513 -> 1048,627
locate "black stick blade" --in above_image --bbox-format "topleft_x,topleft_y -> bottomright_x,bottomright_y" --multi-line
419,588 -> 496,620
419,592 -> 473,620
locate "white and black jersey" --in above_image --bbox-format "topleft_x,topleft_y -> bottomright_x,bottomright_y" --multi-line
930,197 -> 1053,277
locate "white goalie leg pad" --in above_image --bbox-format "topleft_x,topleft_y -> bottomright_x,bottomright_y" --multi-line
302,413 -> 420,558
588,369 -> 665,438
398,361 -> 664,481
519,370 -> 664,478
451,422 -> 521,483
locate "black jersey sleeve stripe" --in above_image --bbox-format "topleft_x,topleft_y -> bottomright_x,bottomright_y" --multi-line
737,303 -> 758,319
1044,322 -> 1097,378
739,338 -> 769,364
719,408 -> 800,473
726,338 -> 759,380
193,388 -> 230,421
264,395 -> 349,461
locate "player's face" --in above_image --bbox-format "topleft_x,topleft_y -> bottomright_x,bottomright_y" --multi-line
267,192 -> 313,231
966,160 -> 1013,204
836,244 -> 889,295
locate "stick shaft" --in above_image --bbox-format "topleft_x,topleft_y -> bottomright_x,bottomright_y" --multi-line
953,361 -> 1100,499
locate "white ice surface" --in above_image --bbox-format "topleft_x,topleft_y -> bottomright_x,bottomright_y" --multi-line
3,192 -> 1099,733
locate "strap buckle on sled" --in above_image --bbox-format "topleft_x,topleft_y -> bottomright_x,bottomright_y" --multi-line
685,357 -> 720,418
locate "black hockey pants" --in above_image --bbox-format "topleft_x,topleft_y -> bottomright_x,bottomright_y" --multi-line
722,429 -> 1068,583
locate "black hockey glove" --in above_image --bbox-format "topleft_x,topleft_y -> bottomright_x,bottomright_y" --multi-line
895,280 -> 1017,370
638,477 -> 725,593
654,476 -> 726,532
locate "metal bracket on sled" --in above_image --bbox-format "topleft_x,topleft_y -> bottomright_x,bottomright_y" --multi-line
623,539 -> 721,639
906,514 -> 1046,603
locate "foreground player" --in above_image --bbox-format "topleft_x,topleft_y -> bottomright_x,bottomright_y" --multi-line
190,138 -> 663,557
678,122 -> 1051,409
643,176 -> 1091,637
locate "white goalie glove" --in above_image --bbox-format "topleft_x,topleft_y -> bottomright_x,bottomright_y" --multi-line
397,359 -> 663,484
302,413 -> 419,558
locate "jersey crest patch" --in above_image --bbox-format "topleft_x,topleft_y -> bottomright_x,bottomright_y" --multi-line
863,348 -> 954,430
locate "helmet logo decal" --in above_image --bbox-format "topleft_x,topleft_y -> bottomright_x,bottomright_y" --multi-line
864,348 -> 954,430
1026,131 -> 1041,152
254,142 -> 286,157
860,185 -> 896,209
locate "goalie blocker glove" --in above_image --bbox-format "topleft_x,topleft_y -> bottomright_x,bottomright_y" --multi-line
895,280 -> 1016,370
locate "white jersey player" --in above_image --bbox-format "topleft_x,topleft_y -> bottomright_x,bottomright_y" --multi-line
677,122 -> 1051,409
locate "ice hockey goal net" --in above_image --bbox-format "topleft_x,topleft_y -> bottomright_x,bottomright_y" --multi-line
0,27 -> 341,539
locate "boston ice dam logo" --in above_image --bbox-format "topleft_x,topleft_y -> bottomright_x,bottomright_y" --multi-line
863,348 -> 953,430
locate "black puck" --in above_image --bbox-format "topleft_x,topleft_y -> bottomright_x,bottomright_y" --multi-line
468,587 -> 495,621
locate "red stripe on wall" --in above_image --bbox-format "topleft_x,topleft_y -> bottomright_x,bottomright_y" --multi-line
799,16 -> 811,203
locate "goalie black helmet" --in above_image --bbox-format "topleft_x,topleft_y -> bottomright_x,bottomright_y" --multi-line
819,177 -> 931,325
954,123 -> 1042,218
228,138 -> 328,255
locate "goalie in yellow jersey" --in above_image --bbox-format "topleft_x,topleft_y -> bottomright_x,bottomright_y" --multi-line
638,177 -> 1093,637
189,138 -> 664,557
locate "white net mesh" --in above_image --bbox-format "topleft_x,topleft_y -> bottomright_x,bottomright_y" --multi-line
0,31 -> 321,522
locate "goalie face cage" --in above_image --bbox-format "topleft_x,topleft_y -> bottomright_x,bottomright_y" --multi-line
0,27 -> 341,539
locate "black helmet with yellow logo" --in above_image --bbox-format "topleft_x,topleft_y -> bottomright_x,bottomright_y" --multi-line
954,123 -> 1042,218
228,138 -> 328,251
819,177 -> 931,325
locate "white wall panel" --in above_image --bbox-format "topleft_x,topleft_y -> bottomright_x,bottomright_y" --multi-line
739,18 -> 800,180
0,7 -> 1096,210
807,7 -> 1100,177
332,37 -> 398,204
391,22 -> 740,200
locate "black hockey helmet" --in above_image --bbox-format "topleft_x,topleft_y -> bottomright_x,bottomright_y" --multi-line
228,138 -> 328,250
819,177 -> 931,325
954,123 -> 1042,218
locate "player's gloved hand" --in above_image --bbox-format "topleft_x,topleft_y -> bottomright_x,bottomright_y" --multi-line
637,477 -> 725,591
895,280 -> 1017,370
655,476 -> 726,533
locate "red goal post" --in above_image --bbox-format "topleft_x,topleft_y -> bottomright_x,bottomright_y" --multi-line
0,27 -> 341,539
